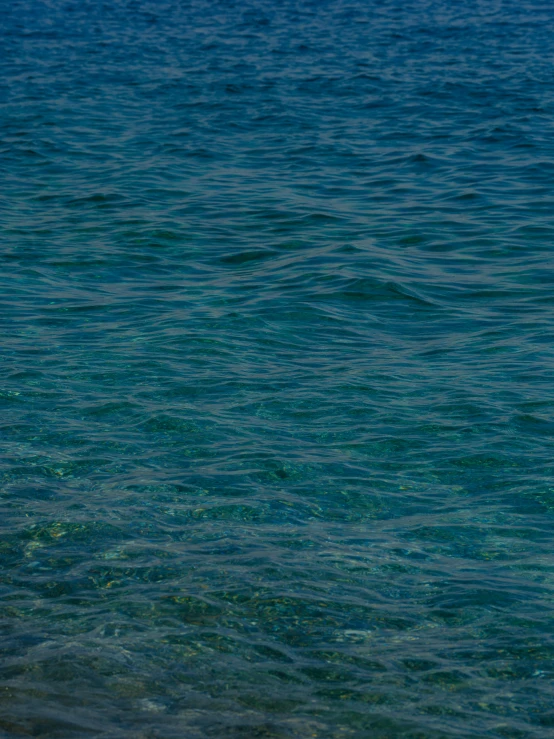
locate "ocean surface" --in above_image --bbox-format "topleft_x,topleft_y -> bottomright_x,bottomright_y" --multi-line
2,1 -> 554,737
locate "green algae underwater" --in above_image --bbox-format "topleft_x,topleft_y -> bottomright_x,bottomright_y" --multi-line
2,0 -> 554,737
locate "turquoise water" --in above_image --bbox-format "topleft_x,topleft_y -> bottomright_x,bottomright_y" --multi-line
2,0 -> 554,736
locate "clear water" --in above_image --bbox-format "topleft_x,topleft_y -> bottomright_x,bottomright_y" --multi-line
2,1 -> 554,736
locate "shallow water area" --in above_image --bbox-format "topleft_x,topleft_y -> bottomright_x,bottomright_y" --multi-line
2,1 -> 554,737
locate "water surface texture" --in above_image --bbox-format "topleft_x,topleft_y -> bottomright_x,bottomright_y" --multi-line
2,1 -> 554,737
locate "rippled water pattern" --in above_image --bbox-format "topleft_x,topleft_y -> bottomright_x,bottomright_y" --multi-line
2,1 -> 554,736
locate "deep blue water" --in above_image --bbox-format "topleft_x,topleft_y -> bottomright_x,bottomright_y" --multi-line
2,0 -> 554,736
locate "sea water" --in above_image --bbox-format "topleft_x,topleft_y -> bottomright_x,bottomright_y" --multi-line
1,1 -> 554,737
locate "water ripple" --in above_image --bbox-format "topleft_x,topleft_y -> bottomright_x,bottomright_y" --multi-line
2,0 -> 554,737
